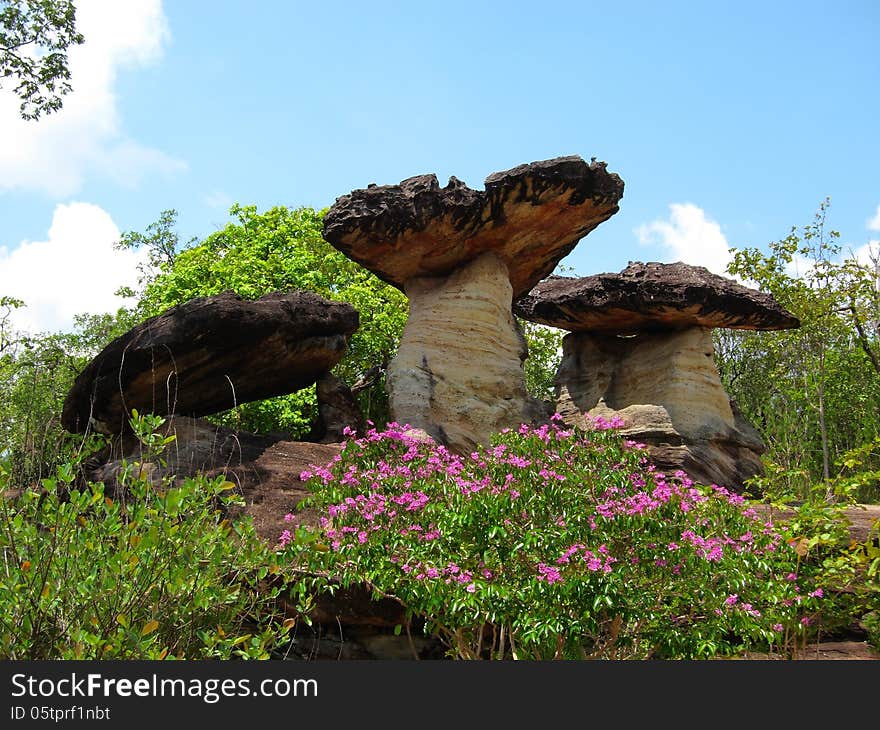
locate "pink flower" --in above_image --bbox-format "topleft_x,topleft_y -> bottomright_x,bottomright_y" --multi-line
466,583 -> 476,593
809,588 -> 824,598
725,594 -> 739,606
537,563 -> 563,584
773,623 -> 784,632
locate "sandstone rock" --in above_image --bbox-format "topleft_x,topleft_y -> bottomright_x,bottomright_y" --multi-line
386,252 -> 550,452
323,156 -> 621,451
514,261 -> 800,332
62,290 -> 359,435
306,373 -> 366,443
517,262 -> 800,491
323,155 -> 624,300
555,328 -> 766,490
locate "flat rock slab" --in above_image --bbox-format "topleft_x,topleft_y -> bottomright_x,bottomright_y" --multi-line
514,261 -> 800,332
323,155 -> 624,299
62,290 -> 359,435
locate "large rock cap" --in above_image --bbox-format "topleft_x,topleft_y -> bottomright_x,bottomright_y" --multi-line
62,290 -> 359,434
322,155 -> 624,298
514,261 -> 800,332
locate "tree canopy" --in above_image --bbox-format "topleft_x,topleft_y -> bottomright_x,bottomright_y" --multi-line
716,200 -> 880,501
119,204 -> 409,436
0,0 -> 84,120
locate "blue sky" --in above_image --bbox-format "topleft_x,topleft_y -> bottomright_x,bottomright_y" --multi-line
1,0 -> 878,334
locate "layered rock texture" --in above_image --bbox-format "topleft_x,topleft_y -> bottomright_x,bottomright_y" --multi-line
514,262 -> 801,490
62,290 -> 359,435
386,252 -> 548,452
554,328 -> 767,488
514,261 -> 801,332
323,155 -> 624,452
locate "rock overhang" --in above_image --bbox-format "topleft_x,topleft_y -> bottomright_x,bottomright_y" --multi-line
61,290 -> 359,435
322,155 -> 625,299
513,261 -> 801,333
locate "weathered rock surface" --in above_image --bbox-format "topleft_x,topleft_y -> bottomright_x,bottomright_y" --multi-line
514,262 -> 801,332
323,155 -> 624,299
555,328 -> 766,489
387,252 -> 550,452
62,290 -> 359,435
306,373 -> 366,443
517,262 -> 801,491
323,156 -> 619,451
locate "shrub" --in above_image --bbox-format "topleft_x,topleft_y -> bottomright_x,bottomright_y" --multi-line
0,412 -> 291,659
282,416 -> 828,659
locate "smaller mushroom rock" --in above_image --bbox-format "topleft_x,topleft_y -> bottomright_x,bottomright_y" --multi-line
555,328 -> 766,489
513,261 -> 800,332
61,290 -> 359,435
515,262 -> 800,491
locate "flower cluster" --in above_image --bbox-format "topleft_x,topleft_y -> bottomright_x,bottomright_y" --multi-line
282,416 -> 826,659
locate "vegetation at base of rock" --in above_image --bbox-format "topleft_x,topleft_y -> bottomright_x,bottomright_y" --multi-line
282,418 -> 878,659
0,412 -> 291,659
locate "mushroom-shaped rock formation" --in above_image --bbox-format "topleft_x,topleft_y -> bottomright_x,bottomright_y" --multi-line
323,156 -> 625,452
62,290 -> 359,435
513,262 -> 801,491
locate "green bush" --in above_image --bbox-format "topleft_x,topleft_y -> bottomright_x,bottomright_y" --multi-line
282,417 -> 832,659
0,413 -> 291,659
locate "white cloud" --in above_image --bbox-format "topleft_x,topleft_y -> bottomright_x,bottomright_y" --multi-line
204,191 -> 233,211
635,203 -> 733,276
0,0 -> 184,196
852,241 -> 880,269
867,205 -> 880,232
0,203 -> 146,334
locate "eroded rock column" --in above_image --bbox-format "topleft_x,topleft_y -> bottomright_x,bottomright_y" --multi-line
555,326 -> 766,487
387,252 -> 545,452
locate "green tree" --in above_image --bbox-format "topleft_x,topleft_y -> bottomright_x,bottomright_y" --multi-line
0,0 -> 84,120
519,319 -> 563,406
717,200 -> 880,501
0,305 -> 138,486
124,204 -> 409,437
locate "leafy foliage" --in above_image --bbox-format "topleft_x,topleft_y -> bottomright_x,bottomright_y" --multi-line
122,205 -> 408,436
0,0 -> 84,120
0,306 -> 139,487
0,412 -> 291,659
283,418 -> 830,659
718,200 -> 880,501
519,320 -> 563,406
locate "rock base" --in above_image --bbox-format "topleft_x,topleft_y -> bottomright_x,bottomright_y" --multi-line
387,252 -> 548,453
555,327 -> 766,490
